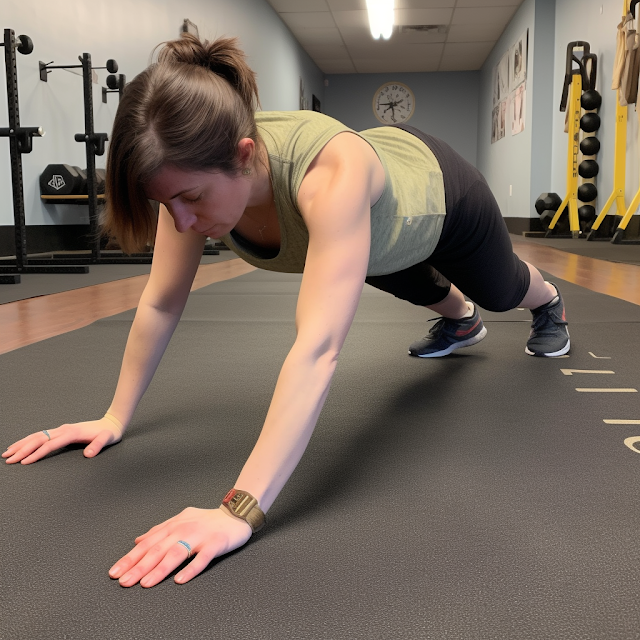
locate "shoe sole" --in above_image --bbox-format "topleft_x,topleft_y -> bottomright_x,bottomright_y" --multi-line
409,326 -> 488,358
525,338 -> 570,357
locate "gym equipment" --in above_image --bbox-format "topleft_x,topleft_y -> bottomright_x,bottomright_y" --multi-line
32,53 -> 156,264
0,29 -> 88,284
579,159 -> 599,179
580,136 -> 600,155
581,89 -> 602,111
580,112 -> 601,132
546,42 -> 599,238
588,0 -> 638,243
535,192 -> 562,215
578,183 -> 598,202
578,204 -> 596,221
102,73 -> 126,103
39,164 -> 106,197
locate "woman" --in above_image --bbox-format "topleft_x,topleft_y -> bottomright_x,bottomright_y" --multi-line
3,34 -> 569,588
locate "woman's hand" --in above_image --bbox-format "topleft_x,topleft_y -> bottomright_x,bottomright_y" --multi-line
109,506 -> 253,587
2,415 -> 124,464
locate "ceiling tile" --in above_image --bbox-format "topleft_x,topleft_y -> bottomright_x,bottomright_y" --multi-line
396,0 -> 455,7
438,41 -> 495,70
279,11 -> 337,30
316,59 -> 358,73
326,0 -> 364,9
395,28 -> 447,44
332,10 -> 368,29
266,0 -> 330,11
303,44 -> 351,59
394,8 -> 453,26
353,52 -> 441,73
457,0 -> 522,6
452,5 -> 518,25
348,40 -> 444,59
288,27 -> 346,46
447,22 -> 506,43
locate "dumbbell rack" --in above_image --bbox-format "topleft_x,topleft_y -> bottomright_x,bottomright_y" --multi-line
0,28 -> 89,284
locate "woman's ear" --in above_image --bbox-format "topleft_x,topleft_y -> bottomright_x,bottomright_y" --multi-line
237,138 -> 256,169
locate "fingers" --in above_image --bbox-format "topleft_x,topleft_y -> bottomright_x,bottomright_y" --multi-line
3,430 -> 53,461
3,429 -> 72,465
110,536 -> 203,588
110,529 -> 170,579
84,430 -> 118,458
175,545 -> 220,584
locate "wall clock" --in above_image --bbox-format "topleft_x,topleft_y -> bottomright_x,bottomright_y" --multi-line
373,82 -> 415,124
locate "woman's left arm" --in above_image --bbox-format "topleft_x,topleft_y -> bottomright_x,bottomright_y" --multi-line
109,133 -> 377,588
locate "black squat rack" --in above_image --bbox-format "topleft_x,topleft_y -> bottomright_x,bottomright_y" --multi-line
0,28 -> 89,284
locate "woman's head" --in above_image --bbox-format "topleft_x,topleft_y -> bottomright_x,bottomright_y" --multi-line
103,33 -> 260,252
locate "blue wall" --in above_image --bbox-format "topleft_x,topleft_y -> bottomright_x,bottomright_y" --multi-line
324,71 -> 480,166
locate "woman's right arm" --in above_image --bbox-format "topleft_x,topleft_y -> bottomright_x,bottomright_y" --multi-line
3,205 -> 206,464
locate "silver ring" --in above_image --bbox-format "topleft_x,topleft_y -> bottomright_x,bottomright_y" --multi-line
176,540 -> 192,558
42,430 -> 51,441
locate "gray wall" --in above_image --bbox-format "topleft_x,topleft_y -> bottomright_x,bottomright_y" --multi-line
324,71 -> 480,166
477,0 -> 537,219
0,0 -> 324,227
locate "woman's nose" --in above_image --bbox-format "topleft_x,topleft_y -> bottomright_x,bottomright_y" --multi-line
171,205 -> 197,233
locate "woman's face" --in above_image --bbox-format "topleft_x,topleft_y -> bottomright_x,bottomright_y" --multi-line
145,164 -> 253,238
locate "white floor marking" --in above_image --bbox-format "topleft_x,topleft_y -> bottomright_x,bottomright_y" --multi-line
561,369 -> 615,376
576,388 -> 638,393
624,437 -> 640,453
589,352 -> 611,359
604,420 -> 640,424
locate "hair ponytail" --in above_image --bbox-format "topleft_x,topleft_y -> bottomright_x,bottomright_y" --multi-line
103,33 -> 261,253
156,33 -> 260,113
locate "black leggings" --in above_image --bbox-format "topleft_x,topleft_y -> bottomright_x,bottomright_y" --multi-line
365,125 -> 530,312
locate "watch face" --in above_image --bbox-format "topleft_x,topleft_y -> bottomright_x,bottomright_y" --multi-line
373,82 -> 415,124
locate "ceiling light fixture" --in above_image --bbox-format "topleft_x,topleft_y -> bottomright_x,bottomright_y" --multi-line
366,0 -> 394,40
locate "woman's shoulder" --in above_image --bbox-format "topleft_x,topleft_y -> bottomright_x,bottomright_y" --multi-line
256,110 -> 345,127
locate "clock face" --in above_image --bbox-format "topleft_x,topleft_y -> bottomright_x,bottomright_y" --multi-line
373,82 -> 415,124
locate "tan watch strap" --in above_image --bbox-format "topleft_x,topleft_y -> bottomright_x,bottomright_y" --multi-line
221,489 -> 266,533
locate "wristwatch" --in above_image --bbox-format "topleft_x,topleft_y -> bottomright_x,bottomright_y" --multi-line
221,489 -> 266,533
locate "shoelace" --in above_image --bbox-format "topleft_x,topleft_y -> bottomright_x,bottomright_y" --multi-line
531,307 -> 567,334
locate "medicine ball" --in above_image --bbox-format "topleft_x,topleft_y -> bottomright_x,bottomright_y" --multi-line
577,183 -> 598,202
580,136 -> 600,156
578,205 -> 596,221
535,192 -> 562,215
579,159 -> 599,179
581,89 -> 602,111
580,112 -> 601,133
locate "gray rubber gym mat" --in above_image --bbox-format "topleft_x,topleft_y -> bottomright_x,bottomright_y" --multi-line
0,252 -> 235,305
2,270 -> 640,639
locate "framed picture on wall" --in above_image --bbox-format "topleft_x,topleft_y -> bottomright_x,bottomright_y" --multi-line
312,94 -> 321,112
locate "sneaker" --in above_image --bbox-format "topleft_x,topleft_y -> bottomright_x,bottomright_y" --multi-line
525,283 -> 570,357
409,304 -> 487,358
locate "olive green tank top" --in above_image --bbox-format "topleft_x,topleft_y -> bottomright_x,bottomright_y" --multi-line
220,111 -> 446,276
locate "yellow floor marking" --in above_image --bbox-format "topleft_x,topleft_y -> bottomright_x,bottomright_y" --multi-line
576,388 -> 638,393
589,352 -> 611,359
604,420 -> 640,424
624,437 -> 640,453
561,369 -> 615,375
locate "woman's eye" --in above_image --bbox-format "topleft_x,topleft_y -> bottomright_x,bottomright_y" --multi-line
182,194 -> 202,203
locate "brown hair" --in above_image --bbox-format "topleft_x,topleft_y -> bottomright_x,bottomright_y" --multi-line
103,33 -> 260,253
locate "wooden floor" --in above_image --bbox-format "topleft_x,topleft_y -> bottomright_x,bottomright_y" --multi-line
1,240 -> 639,355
